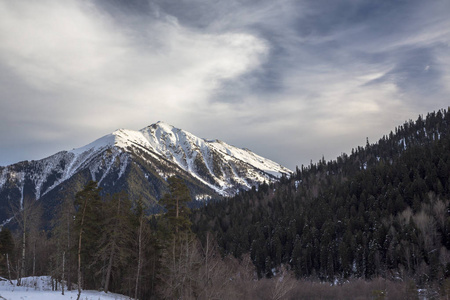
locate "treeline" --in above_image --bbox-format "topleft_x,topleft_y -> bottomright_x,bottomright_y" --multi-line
0,177 -> 263,299
0,181 -> 160,298
0,181 -> 427,300
192,109 -> 450,291
2,108 -> 450,298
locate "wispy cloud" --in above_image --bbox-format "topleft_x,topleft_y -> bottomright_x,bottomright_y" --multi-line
0,0 -> 449,168
0,0 -> 268,164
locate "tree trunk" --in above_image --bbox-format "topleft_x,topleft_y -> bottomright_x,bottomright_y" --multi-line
77,221 -> 83,300
135,214 -> 143,300
62,251 -> 65,295
33,240 -> 36,276
151,248 -> 156,297
104,196 -> 121,293
20,228 -> 26,285
67,212 -> 71,291
16,259 -> 20,286
6,253 -> 13,285
104,242 -> 115,293
205,233 -> 209,286
77,198 -> 88,300
9,195 -> 41,287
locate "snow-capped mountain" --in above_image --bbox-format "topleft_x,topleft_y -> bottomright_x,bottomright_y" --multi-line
0,121 -> 291,223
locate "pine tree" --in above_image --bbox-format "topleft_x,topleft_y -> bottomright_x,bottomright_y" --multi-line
0,227 -> 15,283
160,176 -> 192,234
74,181 -> 102,300
158,176 -> 196,298
132,198 -> 148,300
97,191 -> 132,294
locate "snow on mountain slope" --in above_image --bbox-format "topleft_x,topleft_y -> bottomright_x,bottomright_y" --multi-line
134,122 -> 292,194
0,121 -> 292,205
208,139 -> 290,176
141,121 -> 291,176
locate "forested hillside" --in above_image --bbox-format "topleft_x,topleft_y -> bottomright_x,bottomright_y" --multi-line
193,109 -> 450,287
1,176 -> 276,300
0,121 -> 291,227
2,108 -> 450,299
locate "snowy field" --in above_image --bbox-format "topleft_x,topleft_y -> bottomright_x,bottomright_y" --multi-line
0,276 -> 129,300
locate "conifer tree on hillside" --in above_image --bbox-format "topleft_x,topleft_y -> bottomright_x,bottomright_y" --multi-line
74,181 -> 102,300
192,108 -> 450,287
158,176 -> 196,298
131,198 -> 153,300
0,227 -> 15,284
160,176 -> 192,235
97,191 -> 133,294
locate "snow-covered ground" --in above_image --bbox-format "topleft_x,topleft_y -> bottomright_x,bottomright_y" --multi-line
0,276 -> 129,300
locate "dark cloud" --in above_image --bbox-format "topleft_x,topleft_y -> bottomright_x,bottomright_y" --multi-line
0,0 -> 449,169
366,47 -> 441,94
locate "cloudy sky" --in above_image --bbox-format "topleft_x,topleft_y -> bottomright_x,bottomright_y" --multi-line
0,0 -> 449,170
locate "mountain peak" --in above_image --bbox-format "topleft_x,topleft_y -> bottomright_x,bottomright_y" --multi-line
0,121 -> 292,224
155,120 -> 172,126
148,121 -> 176,131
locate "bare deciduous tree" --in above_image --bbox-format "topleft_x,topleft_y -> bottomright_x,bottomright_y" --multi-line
9,195 -> 42,286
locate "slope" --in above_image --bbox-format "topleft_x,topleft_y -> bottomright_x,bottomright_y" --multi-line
193,108 -> 450,282
0,121 -> 291,224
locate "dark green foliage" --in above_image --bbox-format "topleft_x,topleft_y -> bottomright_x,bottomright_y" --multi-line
193,108 -> 450,286
129,198 -> 161,299
96,191 -> 133,293
160,176 -> 192,235
4,108 -> 450,297
0,227 -> 15,278
74,180 -> 103,290
0,227 -> 14,256
0,227 -> 15,281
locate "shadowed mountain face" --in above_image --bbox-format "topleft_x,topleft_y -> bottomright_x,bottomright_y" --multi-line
0,121 -> 291,224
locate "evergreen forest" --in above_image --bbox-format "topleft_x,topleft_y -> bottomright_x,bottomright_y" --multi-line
1,108 -> 450,299
193,108 -> 450,294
